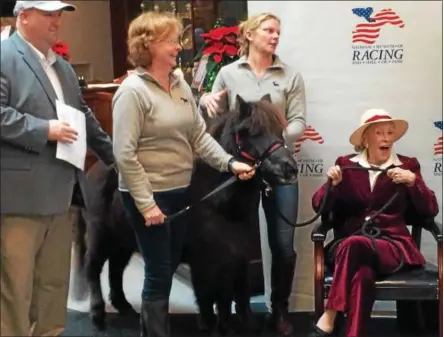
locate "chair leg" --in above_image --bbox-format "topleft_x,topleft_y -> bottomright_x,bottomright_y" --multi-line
396,300 -> 424,333
438,243 -> 443,337
421,300 -> 439,333
440,291 -> 443,337
314,242 -> 325,319
396,300 -> 439,334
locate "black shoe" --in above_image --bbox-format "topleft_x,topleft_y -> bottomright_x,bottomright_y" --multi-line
140,299 -> 170,337
307,324 -> 334,337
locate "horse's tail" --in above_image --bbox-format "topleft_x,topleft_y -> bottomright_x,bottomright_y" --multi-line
71,162 -> 119,301
71,206 -> 89,301
102,164 -> 119,209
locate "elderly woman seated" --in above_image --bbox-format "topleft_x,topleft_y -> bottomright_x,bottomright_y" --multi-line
308,109 -> 439,337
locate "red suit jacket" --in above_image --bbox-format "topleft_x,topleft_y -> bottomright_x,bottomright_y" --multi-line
312,153 -> 439,266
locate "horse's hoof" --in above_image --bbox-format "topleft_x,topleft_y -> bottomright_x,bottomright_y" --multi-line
217,322 -> 231,336
117,305 -> 138,317
236,314 -> 262,334
91,313 -> 106,331
197,315 -> 216,334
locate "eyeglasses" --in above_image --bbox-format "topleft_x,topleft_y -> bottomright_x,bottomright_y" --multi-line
159,38 -> 181,45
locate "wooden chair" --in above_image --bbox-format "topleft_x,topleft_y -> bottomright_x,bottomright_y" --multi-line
311,208 -> 443,336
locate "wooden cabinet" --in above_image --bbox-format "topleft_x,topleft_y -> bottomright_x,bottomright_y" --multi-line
82,86 -> 118,171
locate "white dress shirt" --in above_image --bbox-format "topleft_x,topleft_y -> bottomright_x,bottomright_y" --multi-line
18,32 -> 65,104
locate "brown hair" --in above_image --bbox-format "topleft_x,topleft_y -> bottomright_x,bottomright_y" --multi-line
127,11 -> 182,68
238,13 -> 281,57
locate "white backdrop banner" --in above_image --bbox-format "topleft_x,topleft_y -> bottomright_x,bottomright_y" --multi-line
248,1 -> 443,311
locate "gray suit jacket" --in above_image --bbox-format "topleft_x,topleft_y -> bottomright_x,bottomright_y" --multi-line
0,32 -> 114,215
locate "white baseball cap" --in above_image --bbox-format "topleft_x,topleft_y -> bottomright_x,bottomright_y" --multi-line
13,1 -> 76,16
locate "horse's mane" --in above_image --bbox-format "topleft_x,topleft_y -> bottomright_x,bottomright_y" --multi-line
207,98 -> 287,143
245,100 -> 287,136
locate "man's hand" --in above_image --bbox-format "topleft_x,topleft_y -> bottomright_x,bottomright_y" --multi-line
48,120 -> 78,143
203,88 -> 228,118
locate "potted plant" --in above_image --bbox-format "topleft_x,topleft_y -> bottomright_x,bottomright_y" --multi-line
52,40 -> 71,62
194,19 -> 240,92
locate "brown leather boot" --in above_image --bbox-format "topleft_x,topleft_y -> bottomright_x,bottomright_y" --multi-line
270,306 -> 294,336
140,299 -> 170,337
268,256 -> 296,336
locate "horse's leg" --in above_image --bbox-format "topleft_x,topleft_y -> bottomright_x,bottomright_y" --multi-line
233,256 -> 261,333
190,262 -> 217,334
85,224 -> 109,330
215,262 -> 236,336
108,246 -> 138,317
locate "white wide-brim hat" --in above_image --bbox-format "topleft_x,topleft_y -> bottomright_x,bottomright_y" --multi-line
349,109 -> 408,147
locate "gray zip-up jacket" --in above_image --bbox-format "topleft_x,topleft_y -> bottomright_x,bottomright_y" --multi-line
112,69 -> 232,213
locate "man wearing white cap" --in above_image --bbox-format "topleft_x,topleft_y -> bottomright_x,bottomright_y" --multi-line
1,1 -> 115,336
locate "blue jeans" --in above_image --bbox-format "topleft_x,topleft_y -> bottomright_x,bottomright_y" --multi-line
262,183 -> 299,260
262,183 -> 299,311
120,188 -> 187,301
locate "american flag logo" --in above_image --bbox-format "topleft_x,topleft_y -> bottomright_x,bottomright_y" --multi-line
294,125 -> 324,154
352,7 -> 405,45
434,121 -> 442,155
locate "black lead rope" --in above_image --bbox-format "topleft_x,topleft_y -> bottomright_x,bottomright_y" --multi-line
165,174 -> 238,223
271,166 -> 392,228
270,165 -> 406,275
164,163 -> 405,275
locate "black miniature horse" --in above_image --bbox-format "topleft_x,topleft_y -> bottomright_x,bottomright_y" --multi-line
71,94 -> 299,334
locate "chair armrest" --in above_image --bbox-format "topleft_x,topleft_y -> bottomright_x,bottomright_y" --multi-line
311,216 -> 334,242
423,219 -> 443,243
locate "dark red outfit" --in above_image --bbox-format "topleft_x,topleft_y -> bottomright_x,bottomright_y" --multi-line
312,154 -> 439,337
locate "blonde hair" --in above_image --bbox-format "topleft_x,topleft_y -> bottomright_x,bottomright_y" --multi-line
238,13 -> 281,57
127,11 -> 182,68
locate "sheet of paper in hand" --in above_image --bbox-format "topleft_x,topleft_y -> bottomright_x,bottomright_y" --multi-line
55,100 -> 87,170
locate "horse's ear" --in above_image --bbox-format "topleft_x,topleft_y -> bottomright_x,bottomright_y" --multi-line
236,94 -> 251,119
261,93 -> 272,103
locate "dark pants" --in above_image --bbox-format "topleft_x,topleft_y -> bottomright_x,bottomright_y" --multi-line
120,188 -> 187,301
326,236 -> 402,337
262,183 -> 299,311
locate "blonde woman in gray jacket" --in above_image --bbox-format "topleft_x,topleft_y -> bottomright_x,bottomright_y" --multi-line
200,13 -> 307,337
112,11 -> 255,337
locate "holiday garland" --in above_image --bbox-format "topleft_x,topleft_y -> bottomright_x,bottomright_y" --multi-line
194,19 -> 240,92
